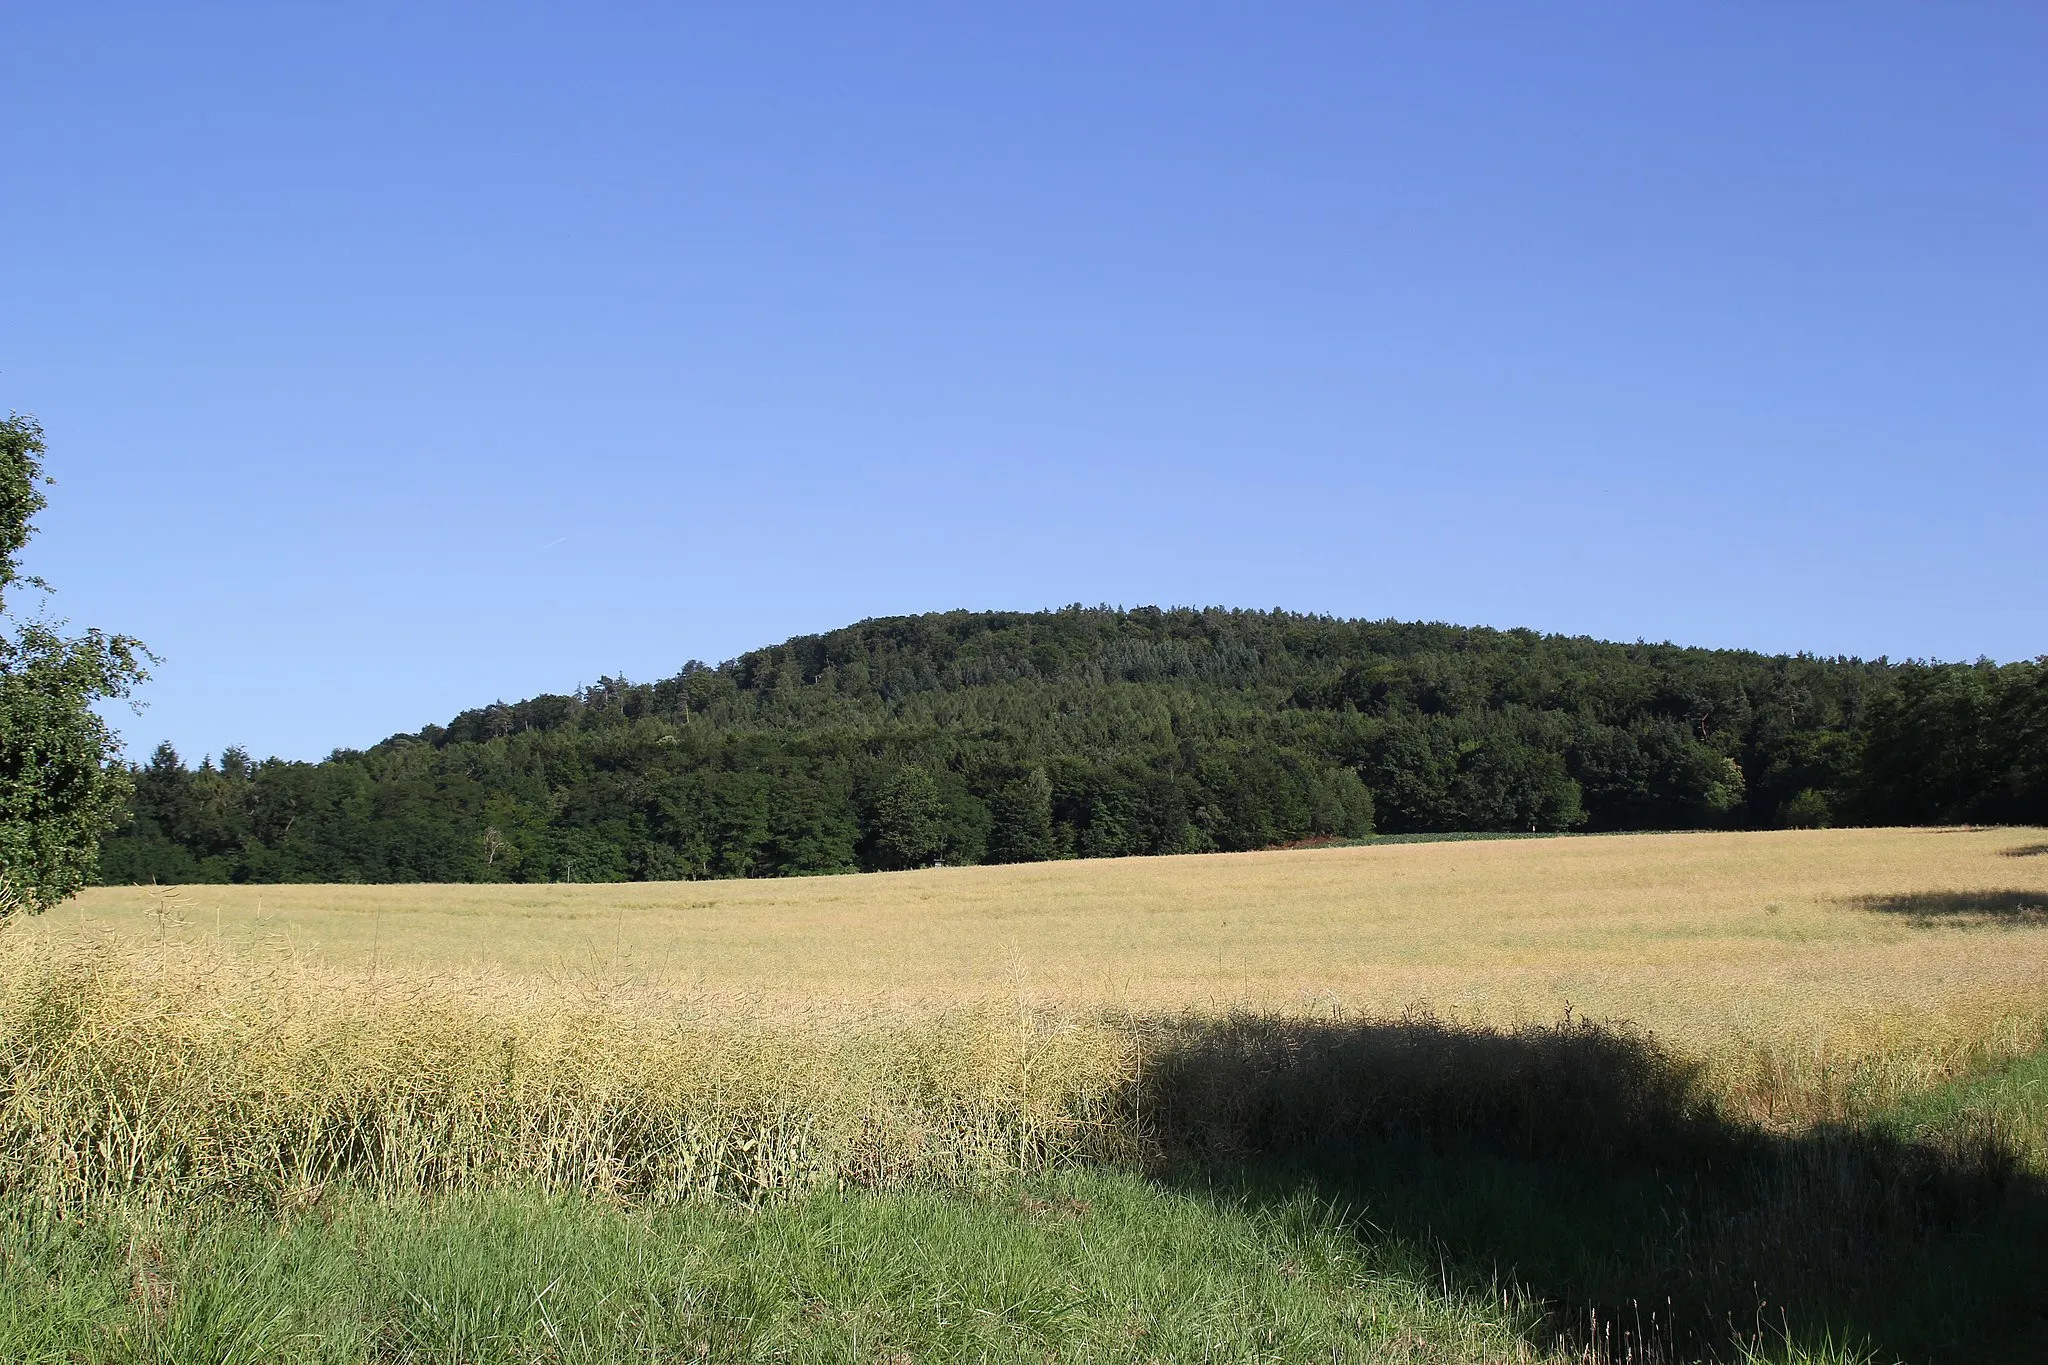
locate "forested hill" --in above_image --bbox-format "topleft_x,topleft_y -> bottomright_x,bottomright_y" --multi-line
100,607 -> 2046,886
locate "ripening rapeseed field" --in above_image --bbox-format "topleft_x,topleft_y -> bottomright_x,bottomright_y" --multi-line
47,826 -> 2048,1111
4,827 -> 2046,1363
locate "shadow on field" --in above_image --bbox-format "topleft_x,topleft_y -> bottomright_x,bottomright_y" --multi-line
1133,1013 -> 2048,1363
1850,889 -> 2048,923
2001,843 -> 2048,859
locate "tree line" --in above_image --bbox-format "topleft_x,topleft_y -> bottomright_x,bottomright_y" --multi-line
99,607 -> 2048,886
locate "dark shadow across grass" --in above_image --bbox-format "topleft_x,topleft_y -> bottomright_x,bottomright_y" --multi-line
1131,1012 -> 2048,1363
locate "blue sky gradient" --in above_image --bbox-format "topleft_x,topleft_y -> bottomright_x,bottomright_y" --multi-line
4,3 -> 2043,761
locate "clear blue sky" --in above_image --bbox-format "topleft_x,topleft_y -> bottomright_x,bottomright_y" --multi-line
4,3 -> 2042,763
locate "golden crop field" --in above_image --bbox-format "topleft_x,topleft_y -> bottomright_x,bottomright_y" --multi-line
6,826 -> 2046,1212
50,825 -> 2048,1047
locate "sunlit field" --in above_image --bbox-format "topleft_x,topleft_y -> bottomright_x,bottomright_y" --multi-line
7,827 -> 2048,1362
49,826 -> 2048,1107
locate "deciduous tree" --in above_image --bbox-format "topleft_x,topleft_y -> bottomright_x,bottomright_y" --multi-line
0,415 -> 149,915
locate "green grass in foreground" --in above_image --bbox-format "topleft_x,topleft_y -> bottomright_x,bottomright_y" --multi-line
8,1045 -> 2047,1365
0,1169 -> 1553,1365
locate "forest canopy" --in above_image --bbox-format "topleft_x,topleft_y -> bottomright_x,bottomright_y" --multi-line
99,607 -> 2047,886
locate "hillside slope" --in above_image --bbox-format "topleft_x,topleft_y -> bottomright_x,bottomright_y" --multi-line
99,606 -> 2046,884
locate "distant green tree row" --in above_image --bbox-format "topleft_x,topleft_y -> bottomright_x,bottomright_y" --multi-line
97,608 -> 2047,886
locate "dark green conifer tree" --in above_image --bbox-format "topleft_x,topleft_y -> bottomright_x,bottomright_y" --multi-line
872,765 -> 945,869
987,768 -> 1058,863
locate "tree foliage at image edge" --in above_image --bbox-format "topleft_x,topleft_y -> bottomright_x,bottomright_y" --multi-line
0,415 -> 148,914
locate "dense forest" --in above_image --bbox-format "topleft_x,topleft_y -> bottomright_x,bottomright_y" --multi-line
99,607 -> 2047,886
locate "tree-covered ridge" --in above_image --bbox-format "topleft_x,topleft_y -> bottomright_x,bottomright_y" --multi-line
99,607 -> 2047,886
